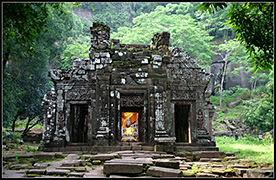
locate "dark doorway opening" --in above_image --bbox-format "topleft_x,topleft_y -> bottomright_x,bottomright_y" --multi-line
175,105 -> 190,143
70,104 -> 88,143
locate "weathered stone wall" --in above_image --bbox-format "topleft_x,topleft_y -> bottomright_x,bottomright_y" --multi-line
41,22 -> 216,150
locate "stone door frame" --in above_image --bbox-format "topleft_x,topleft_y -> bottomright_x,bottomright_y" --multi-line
172,100 -> 196,144
65,100 -> 92,144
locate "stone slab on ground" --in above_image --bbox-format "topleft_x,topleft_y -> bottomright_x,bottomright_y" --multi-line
197,172 -> 220,177
210,158 -> 222,162
211,168 -> 226,174
194,151 -> 225,158
64,154 -> 79,160
153,159 -> 180,169
68,172 -> 84,177
180,164 -> 192,170
90,154 -> 117,161
245,169 -> 273,178
199,158 -> 210,162
9,164 -> 30,170
182,170 -> 196,177
103,162 -> 144,175
234,168 -> 250,176
46,169 -> 70,176
107,158 -> 153,167
27,169 -> 46,175
2,170 -> 27,178
146,166 -> 182,177
225,156 -> 238,161
33,163 -> 51,169
34,152 -> 56,160
60,160 -> 80,167
228,164 -> 248,169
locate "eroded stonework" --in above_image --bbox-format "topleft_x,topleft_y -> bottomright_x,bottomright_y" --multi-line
41,22 -> 217,152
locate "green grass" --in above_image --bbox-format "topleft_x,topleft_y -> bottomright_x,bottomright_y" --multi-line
215,136 -> 274,164
14,117 -> 43,129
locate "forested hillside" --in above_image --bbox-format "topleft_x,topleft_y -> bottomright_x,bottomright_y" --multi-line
3,2 -> 273,138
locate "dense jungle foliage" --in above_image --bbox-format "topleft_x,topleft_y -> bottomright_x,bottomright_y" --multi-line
2,2 -> 274,138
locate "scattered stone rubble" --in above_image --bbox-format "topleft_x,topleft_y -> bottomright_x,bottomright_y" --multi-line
3,150 -> 273,178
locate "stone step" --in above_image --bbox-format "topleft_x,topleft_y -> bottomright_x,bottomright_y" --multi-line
68,172 -> 84,177
245,169 -> 273,178
153,159 -> 180,169
193,151 -> 225,158
175,145 -> 219,152
27,169 -> 46,175
46,169 -> 70,176
197,172 -> 220,177
146,166 -> 182,177
103,162 -> 144,175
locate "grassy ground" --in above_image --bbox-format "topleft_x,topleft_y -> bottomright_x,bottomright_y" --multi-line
215,135 -> 274,165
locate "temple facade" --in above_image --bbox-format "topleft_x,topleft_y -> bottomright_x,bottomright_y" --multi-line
41,22 -> 217,152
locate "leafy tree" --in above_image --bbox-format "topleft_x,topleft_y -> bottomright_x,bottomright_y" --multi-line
197,2 -> 274,72
3,2 -> 64,66
2,3 -> 91,134
58,35 -> 90,69
242,71 -> 274,132
195,3 -> 234,42
86,2 -> 169,32
112,3 -> 215,67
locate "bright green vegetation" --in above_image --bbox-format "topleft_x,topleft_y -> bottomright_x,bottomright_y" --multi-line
216,135 -> 274,164
3,2 -> 273,155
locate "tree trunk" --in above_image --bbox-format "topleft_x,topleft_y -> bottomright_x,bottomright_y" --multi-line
21,117 -> 40,138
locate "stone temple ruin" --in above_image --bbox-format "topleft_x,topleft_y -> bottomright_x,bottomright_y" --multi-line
41,22 -> 217,152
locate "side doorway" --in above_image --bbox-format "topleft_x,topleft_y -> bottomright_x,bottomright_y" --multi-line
69,104 -> 88,143
175,104 -> 191,143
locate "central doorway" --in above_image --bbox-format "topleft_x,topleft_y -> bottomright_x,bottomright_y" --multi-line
121,112 -> 139,142
69,104 -> 88,143
120,107 -> 143,142
175,105 -> 191,143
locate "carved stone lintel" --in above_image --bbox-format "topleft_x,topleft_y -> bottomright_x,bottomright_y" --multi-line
120,94 -> 144,107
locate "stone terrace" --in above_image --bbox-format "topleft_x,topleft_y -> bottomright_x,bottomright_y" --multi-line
2,150 -> 273,178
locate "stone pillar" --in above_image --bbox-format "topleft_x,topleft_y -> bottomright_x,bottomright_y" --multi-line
154,86 -> 175,152
41,88 -> 56,147
52,87 -> 66,147
95,79 -> 110,146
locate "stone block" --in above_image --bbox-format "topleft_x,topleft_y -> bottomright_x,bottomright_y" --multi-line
225,156 -> 238,161
120,146 -> 132,151
210,158 -> 222,162
182,170 -> 196,177
245,169 -> 273,178
196,151 -> 225,158
103,162 -> 143,175
90,154 -> 116,161
154,159 -> 180,169
9,164 -> 29,170
179,164 -> 192,170
234,168 -> 250,176
199,158 -> 210,162
27,169 -> 46,175
211,168 -> 226,174
75,167 -> 87,172
228,165 -> 248,169
68,172 -> 84,177
146,166 -> 182,177
196,173 -> 219,177
60,160 -> 80,167
46,169 -> 70,176
33,163 -> 50,169
142,146 -> 154,151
